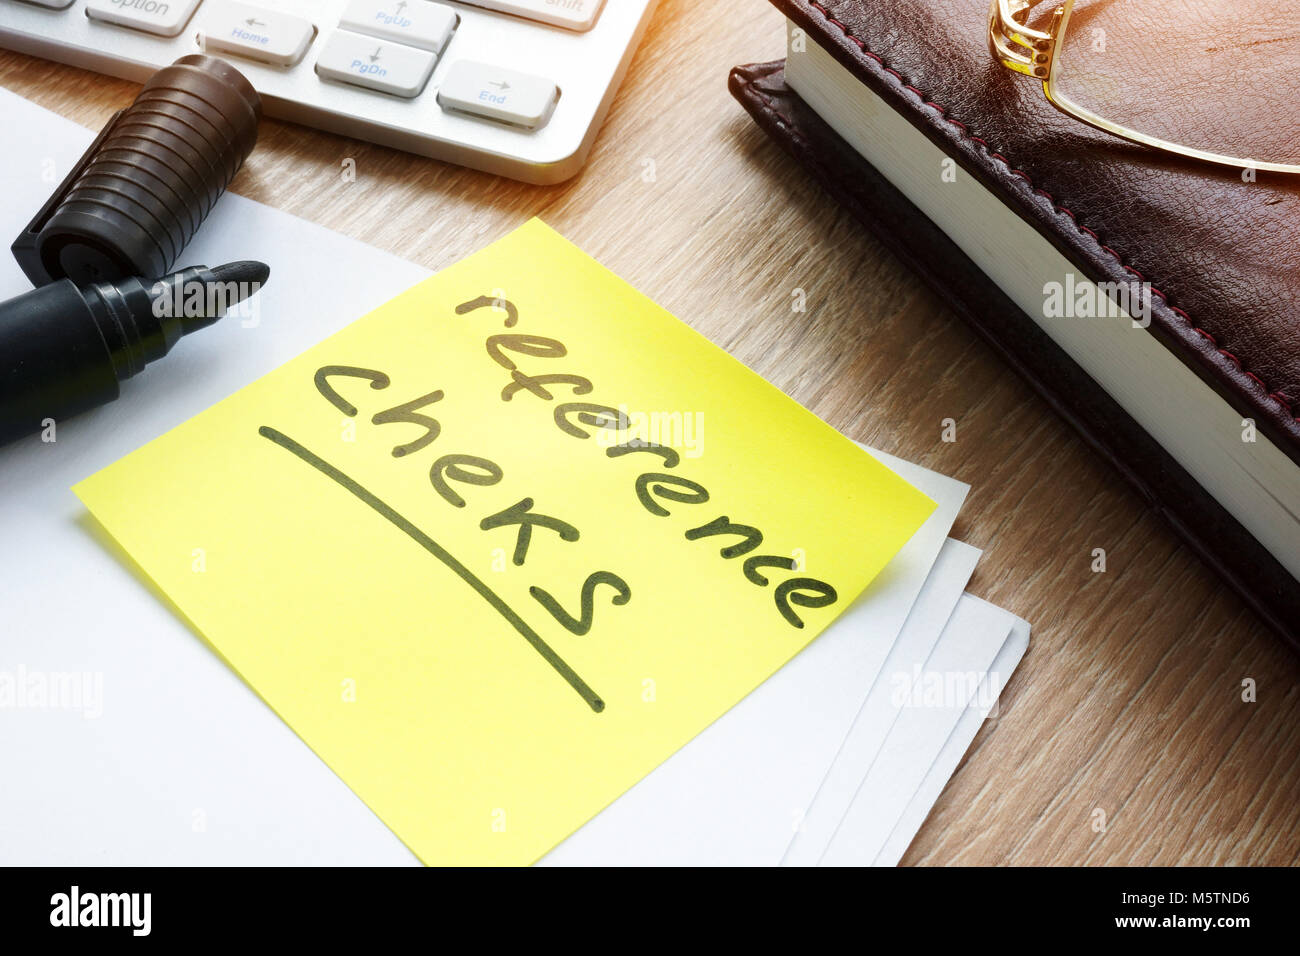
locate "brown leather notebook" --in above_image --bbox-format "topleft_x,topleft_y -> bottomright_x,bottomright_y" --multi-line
730,0 -> 1300,649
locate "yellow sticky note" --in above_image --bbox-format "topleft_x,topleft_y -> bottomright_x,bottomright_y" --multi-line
74,219 -> 934,865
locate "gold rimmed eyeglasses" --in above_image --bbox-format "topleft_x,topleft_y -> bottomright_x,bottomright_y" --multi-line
989,0 -> 1300,174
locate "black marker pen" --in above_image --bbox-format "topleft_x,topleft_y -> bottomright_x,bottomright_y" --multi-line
0,261 -> 268,446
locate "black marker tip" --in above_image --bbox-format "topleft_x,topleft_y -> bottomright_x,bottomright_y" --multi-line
138,260 -> 270,344
172,260 -> 270,336
207,259 -> 270,288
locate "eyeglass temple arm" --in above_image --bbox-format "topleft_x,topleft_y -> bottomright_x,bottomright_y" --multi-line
988,0 -> 1065,78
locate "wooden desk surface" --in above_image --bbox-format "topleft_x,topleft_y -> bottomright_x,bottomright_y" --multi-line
3,0 -> 1297,867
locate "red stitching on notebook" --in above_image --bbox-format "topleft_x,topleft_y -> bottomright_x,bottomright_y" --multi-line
801,0 -> 1297,424
748,84 -> 804,149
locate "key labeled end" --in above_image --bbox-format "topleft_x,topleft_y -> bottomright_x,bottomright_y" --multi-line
437,60 -> 558,130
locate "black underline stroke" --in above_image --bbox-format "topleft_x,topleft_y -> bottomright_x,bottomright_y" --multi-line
257,425 -> 605,713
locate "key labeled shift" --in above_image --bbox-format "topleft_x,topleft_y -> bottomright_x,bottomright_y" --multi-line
201,2 -> 316,67
437,61 -> 559,130
460,0 -> 604,32
316,29 -> 436,98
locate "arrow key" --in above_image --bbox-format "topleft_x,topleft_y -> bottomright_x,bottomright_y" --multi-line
316,28 -> 437,98
437,61 -> 559,130
200,2 -> 317,67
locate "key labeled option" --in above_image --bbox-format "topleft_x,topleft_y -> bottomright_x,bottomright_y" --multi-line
316,28 -> 436,98
459,0 -> 604,32
201,2 -> 316,66
340,0 -> 457,55
86,0 -> 203,37
437,60 -> 558,130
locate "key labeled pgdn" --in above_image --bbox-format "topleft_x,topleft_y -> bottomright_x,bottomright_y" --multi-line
316,28 -> 436,98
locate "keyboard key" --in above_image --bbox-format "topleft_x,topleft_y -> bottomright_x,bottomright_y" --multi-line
86,0 -> 203,38
437,61 -> 558,129
339,0 -> 457,55
13,0 -> 75,8
201,2 -> 316,66
315,29 -> 436,98
460,0 -> 604,32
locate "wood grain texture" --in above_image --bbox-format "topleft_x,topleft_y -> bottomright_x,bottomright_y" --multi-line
2,0 -> 1296,866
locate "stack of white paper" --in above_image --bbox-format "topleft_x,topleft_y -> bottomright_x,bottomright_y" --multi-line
0,85 -> 1027,866
543,462 -> 1030,867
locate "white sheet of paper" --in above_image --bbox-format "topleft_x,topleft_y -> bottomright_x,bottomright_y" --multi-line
0,85 -> 423,865
540,455 -> 969,867
873,617 -> 1030,866
818,594 -> 1024,866
784,538 -> 981,864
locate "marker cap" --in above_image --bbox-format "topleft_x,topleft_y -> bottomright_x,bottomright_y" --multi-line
11,55 -> 262,287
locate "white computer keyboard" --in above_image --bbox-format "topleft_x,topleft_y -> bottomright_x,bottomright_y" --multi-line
0,0 -> 656,183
